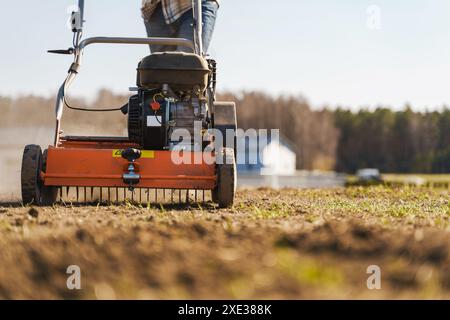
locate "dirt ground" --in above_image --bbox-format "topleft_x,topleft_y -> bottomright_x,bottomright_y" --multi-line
0,187 -> 448,299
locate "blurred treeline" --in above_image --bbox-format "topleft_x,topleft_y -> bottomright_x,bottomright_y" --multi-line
1,90 -> 449,173
334,107 -> 450,173
218,92 -> 338,171
219,92 -> 449,173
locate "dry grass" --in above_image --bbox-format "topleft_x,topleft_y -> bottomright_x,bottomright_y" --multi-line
0,187 -> 448,299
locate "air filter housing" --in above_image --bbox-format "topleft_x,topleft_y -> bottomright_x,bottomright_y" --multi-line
137,52 -> 210,92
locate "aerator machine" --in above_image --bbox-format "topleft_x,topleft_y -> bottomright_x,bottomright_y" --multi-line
21,0 -> 237,207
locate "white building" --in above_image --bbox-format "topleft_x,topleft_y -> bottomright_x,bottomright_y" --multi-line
236,132 -> 297,176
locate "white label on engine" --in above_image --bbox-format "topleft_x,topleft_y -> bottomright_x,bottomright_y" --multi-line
147,116 -> 162,127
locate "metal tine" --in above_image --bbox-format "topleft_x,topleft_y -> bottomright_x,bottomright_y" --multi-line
99,187 -> 103,203
155,189 -> 158,203
90,187 -> 94,202
123,188 -> 126,200
58,187 -> 63,204
84,187 -> 87,202
203,190 -> 205,203
179,189 -> 182,203
139,188 -> 142,203
131,189 -> 134,202
171,189 -> 174,202
186,189 -> 190,203
76,187 -> 79,203
107,188 -> 111,203
163,189 -> 166,201
66,187 -> 70,200
116,187 -> 119,204
195,189 -> 198,202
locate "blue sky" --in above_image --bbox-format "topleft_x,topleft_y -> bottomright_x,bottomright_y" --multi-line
1,0 -> 450,110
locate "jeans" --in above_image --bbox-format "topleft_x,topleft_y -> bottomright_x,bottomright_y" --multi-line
144,1 -> 219,53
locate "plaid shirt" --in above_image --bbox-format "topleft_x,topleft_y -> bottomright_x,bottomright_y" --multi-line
142,0 -> 219,24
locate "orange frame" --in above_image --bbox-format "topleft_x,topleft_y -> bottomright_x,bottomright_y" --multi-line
43,139 -> 217,190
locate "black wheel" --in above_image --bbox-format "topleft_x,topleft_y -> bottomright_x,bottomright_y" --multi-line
41,149 -> 58,205
211,187 -> 219,203
21,145 -> 43,205
213,102 -> 237,161
212,148 -> 236,208
21,145 -> 57,206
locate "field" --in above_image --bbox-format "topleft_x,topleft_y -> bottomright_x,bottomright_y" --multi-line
0,187 -> 448,299
346,174 -> 450,188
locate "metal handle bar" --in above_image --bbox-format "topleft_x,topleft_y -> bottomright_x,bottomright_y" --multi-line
54,36 -> 194,145
54,0 -> 201,145
78,36 -> 195,51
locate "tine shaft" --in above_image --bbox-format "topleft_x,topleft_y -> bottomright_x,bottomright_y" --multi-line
123,188 -> 126,200
108,187 -> 111,203
66,187 -> 70,199
84,187 -> 87,202
186,189 -> 189,203
155,189 -> 158,203
100,187 -> 103,203
139,188 -> 142,203
203,190 -> 205,203
131,190 -> 134,202
76,187 -> 79,202
195,189 -> 198,202
171,189 -> 174,202
116,187 -> 119,203
90,187 -> 94,202
179,189 -> 182,203
58,187 -> 64,204
163,189 -> 166,201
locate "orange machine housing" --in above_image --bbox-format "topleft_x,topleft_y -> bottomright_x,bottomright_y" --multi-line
43,138 -> 217,190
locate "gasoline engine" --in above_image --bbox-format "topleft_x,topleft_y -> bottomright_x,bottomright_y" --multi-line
125,52 -> 215,151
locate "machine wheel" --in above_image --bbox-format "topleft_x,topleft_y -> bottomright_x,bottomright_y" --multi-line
212,148 -> 236,208
21,145 -> 57,206
41,149 -> 58,205
213,101 -> 237,160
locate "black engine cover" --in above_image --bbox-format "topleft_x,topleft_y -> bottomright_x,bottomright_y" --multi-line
128,90 -> 169,150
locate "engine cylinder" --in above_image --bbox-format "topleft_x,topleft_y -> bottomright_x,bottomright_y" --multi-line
127,89 -> 207,150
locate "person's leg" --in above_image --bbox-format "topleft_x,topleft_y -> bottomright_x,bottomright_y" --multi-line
175,0 -> 219,53
144,4 -> 177,52
200,0 -> 219,53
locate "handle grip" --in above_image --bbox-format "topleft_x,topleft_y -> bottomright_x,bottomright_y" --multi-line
48,48 -> 74,55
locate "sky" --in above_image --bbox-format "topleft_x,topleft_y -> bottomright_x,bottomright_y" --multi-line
1,0 -> 450,110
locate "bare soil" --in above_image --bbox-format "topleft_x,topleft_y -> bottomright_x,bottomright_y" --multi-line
0,187 -> 448,299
